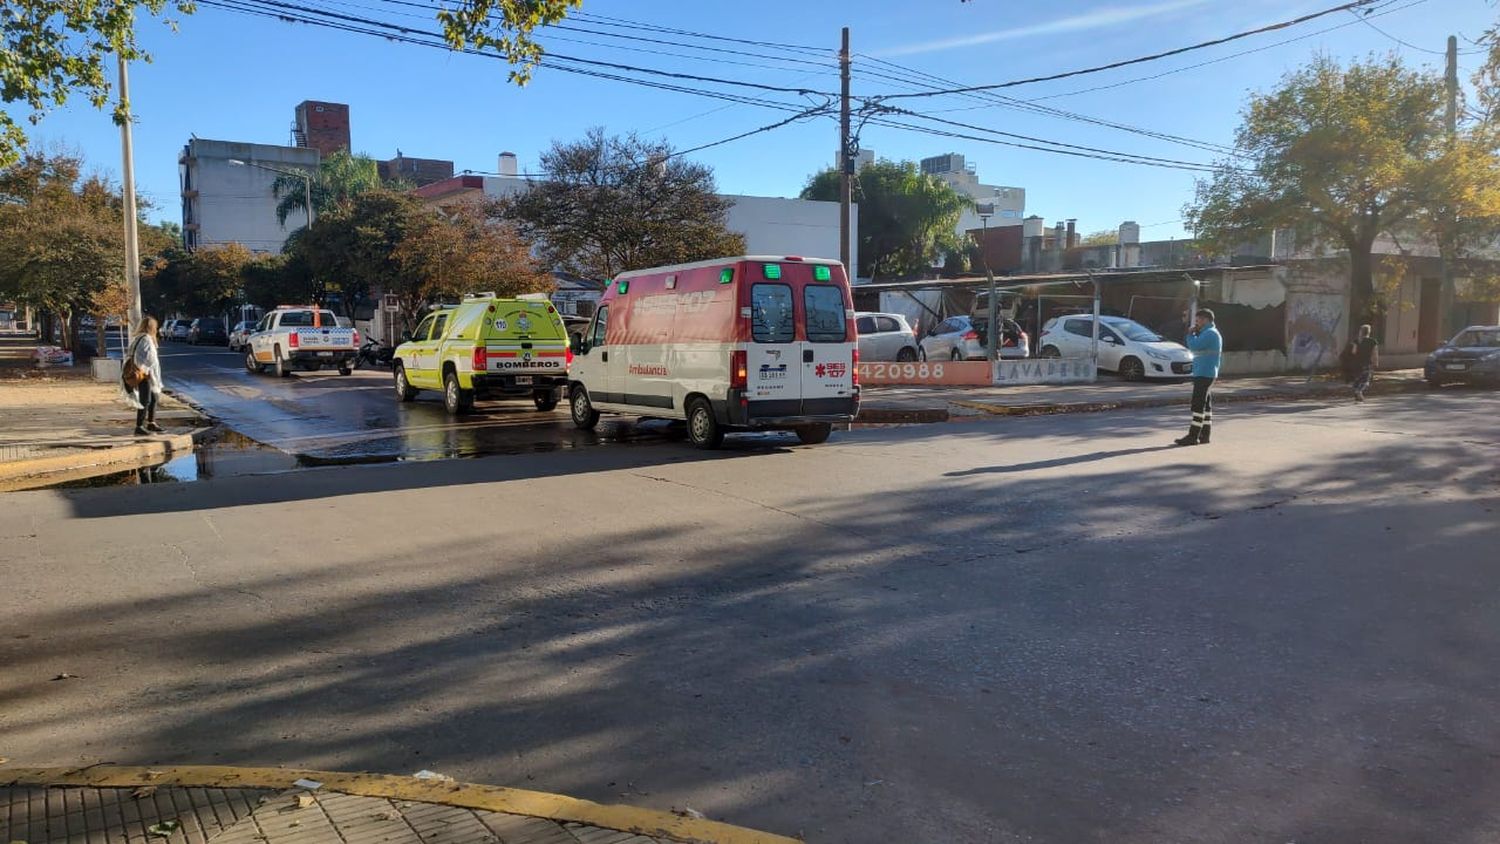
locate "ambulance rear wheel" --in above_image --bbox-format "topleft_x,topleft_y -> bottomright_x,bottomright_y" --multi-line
687,398 -> 723,450
570,386 -> 600,429
795,423 -> 832,445
534,389 -> 559,412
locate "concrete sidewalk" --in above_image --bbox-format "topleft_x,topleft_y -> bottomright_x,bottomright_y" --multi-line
857,368 -> 1429,422
0,340 -> 205,490
1,766 -> 796,844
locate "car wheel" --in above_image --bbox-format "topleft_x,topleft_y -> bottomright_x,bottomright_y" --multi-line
274,347 -> 290,378
393,364 -> 417,401
918,347 -> 928,362
338,364 -> 352,376
570,385 -> 600,429
1119,356 -> 1146,382
244,350 -> 263,374
443,369 -> 472,415
687,397 -> 723,449
1040,345 -> 1061,358
950,349 -> 963,361
534,389 -> 559,412
896,347 -> 917,362
796,423 -> 833,445
1426,376 -> 1444,389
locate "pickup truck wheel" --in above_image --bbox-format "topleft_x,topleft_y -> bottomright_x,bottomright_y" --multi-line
795,423 -> 833,445
570,386 -> 600,430
687,397 -> 724,450
274,347 -> 290,378
534,389 -> 559,412
443,370 -> 472,414
393,364 -> 417,401
244,350 -> 263,374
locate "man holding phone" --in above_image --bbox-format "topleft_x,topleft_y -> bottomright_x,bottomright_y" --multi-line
1177,308 -> 1223,446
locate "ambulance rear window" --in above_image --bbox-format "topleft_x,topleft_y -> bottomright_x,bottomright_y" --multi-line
751,284 -> 794,344
804,285 -> 847,343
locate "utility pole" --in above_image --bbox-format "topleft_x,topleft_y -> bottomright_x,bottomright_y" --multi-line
839,26 -> 852,277
977,204 -> 997,363
1439,34 -> 1458,339
117,54 -> 143,339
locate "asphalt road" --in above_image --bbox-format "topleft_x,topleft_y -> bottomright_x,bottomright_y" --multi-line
3,390 -> 1500,843
158,342 -> 679,462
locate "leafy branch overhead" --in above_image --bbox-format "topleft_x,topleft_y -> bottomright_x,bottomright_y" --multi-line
0,0 -> 584,166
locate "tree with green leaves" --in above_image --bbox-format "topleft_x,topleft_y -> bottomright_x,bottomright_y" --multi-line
271,150 -> 385,227
150,243 -> 254,315
1185,54 -> 1500,325
801,160 -> 972,280
2,0 -> 583,167
501,128 -> 746,280
391,205 -> 551,330
0,150 -> 126,350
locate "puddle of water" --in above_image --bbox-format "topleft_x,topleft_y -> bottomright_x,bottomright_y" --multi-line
42,428 -> 300,489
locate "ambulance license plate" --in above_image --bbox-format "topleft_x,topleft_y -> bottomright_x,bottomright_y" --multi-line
514,376 -> 533,385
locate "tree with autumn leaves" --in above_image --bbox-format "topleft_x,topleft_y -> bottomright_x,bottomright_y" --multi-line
1186,54 -> 1500,326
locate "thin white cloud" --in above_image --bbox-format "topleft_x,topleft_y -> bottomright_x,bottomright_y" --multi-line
873,0 -> 1212,58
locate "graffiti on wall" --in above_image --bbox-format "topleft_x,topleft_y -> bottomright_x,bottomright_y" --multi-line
1286,295 -> 1344,371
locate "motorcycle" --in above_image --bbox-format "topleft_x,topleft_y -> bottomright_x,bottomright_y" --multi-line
355,336 -> 394,369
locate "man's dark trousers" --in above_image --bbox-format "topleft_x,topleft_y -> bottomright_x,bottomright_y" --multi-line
1187,376 -> 1214,443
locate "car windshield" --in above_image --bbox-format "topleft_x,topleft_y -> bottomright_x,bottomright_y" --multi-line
1454,329 -> 1500,348
1104,318 -> 1162,343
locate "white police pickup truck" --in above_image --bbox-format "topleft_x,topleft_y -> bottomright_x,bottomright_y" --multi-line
244,306 -> 359,378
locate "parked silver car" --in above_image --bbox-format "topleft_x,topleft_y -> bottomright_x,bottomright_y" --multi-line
855,312 -> 919,362
1038,315 -> 1194,380
227,320 -> 257,352
919,315 -> 1030,361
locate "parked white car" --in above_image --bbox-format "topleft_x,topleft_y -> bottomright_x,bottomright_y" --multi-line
919,315 -> 1029,361
855,312 -> 919,362
1038,315 -> 1194,381
227,320 -> 257,352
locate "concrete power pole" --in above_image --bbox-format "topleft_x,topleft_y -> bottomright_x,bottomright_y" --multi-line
839,27 -> 852,277
1439,35 -> 1458,339
117,54 -> 144,339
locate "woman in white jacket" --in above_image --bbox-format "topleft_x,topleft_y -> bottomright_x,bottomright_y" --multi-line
123,316 -> 164,435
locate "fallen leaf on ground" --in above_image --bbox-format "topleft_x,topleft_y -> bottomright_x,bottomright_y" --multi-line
144,770 -> 164,780
372,810 -> 401,822
146,820 -> 179,838
294,794 -> 315,809
131,787 -> 157,799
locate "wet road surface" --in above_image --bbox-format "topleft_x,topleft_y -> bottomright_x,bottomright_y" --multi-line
160,342 -> 687,461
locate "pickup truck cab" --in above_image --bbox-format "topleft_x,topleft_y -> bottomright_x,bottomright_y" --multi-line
392,293 -> 572,414
244,306 -> 359,377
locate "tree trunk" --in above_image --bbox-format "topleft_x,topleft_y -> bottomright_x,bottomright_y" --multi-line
1348,243 -> 1379,333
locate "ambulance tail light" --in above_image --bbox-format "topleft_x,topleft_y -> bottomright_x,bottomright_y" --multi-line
852,349 -> 860,387
730,350 -> 748,390
287,332 -> 299,349
472,345 -> 488,371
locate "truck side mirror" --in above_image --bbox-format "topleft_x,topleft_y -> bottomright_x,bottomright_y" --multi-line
571,332 -> 589,354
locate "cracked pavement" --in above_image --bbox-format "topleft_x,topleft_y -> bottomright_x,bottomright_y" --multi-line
2,389 -> 1499,843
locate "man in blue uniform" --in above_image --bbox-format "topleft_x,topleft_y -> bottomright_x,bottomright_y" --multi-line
1177,308 -> 1223,446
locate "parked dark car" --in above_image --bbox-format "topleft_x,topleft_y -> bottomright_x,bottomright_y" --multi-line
1425,325 -> 1500,386
188,317 -> 229,345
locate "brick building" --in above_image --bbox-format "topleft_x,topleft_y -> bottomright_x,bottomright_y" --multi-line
291,101 -> 350,156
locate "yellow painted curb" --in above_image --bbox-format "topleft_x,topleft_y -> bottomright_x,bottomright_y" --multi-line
0,766 -> 800,844
0,433 -> 193,488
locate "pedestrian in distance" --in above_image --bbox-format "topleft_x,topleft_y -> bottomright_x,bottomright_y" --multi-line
1176,308 -> 1223,447
1351,323 -> 1379,402
121,316 -> 164,436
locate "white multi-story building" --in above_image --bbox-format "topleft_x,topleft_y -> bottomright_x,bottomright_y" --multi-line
179,138 -> 319,253
919,153 -> 1026,235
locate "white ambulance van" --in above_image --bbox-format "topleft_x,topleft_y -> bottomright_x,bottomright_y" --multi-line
567,256 -> 860,448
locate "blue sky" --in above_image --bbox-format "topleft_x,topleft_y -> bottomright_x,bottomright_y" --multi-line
24,0 -> 1496,241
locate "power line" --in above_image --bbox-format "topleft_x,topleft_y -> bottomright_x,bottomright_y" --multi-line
863,116 -> 1218,172
851,54 -> 1238,157
1349,8 -> 1485,56
876,0 -> 1381,101
568,11 -> 829,56
1036,0 -> 1423,100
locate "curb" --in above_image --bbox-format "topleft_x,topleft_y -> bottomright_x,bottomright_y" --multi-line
0,432 -> 195,490
872,379 -> 1431,421
0,766 -> 799,844
855,406 -> 950,423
